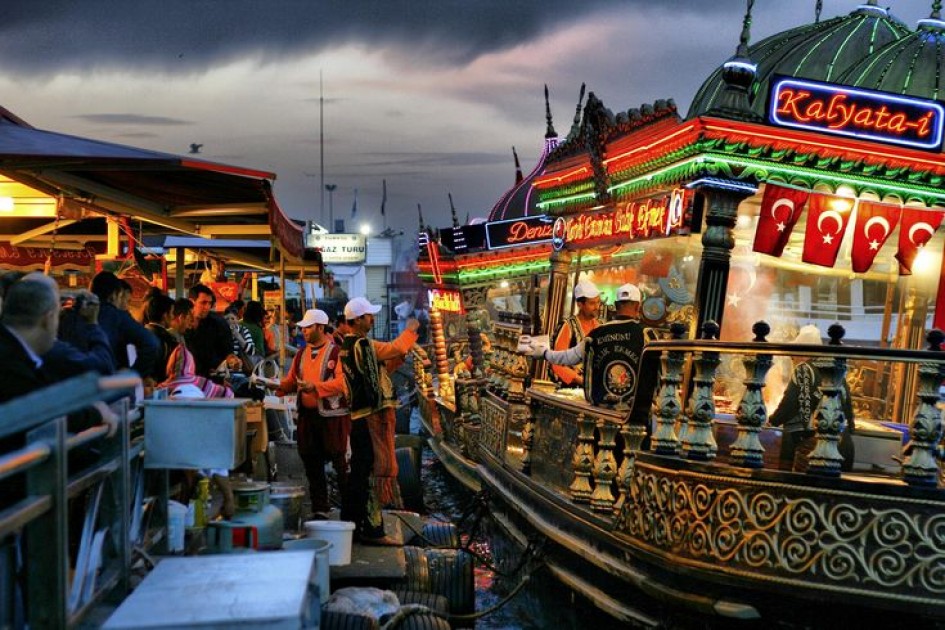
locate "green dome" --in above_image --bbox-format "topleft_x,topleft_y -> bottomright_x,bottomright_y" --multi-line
840,12 -> 945,101
688,4 -> 910,119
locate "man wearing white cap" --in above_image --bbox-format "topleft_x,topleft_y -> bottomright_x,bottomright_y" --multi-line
549,278 -> 601,386
340,297 -> 419,544
277,309 -> 349,518
530,283 -> 657,417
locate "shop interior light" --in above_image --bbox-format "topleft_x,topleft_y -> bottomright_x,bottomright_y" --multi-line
359,223 -> 372,236
0,197 -> 13,212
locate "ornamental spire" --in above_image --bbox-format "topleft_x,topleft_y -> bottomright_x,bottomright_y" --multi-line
417,203 -> 425,232
544,84 -> 557,139
933,0 -> 943,20
815,0 -> 822,23
513,146 -> 523,184
735,0 -> 754,59
568,83 -> 586,140
448,193 -> 459,228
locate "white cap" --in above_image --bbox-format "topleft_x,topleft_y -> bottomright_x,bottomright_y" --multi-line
793,324 -> 822,345
573,279 -> 600,300
297,308 -> 329,327
344,297 -> 382,320
616,283 -> 642,303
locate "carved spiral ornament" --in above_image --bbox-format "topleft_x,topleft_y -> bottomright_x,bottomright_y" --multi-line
617,463 -> 945,604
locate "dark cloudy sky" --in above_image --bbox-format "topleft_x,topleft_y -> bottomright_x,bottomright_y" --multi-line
0,1 -> 931,233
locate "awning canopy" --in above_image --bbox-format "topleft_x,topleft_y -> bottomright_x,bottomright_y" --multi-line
0,106 -> 312,271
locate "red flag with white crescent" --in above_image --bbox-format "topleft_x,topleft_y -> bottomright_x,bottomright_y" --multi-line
850,201 -> 901,273
752,184 -> 809,257
895,208 -> 944,275
802,194 -> 854,268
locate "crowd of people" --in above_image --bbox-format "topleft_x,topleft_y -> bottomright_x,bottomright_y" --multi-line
0,269 -> 420,546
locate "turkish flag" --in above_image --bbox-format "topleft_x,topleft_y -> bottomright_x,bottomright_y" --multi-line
640,247 -> 672,277
895,208 -> 944,275
802,194 -> 854,268
752,184 -> 809,257
850,201 -> 901,273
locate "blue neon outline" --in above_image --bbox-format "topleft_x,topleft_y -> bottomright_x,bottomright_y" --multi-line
768,77 -> 945,151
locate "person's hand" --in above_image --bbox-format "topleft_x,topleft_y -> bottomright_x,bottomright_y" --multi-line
527,339 -> 549,358
405,318 -> 420,332
297,379 -> 316,393
91,401 -> 120,438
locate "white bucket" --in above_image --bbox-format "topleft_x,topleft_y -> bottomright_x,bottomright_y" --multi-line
284,538 -> 333,603
167,500 -> 187,553
304,520 -> 355,566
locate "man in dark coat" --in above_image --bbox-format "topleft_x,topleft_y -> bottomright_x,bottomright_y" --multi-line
185,284 -> 232,378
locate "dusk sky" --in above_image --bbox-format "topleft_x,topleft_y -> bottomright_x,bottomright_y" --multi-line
0,1 -> 932,235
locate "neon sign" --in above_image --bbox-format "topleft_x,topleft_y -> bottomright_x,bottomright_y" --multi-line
557,191 -> 687,249
485,215 -> 553,249
768,76 -> 945,151
428,289 -> 463,313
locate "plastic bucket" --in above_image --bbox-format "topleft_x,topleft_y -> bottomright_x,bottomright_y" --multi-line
284,538 -> 332,603
167,500 -> 187,553
304,520 -> 355,566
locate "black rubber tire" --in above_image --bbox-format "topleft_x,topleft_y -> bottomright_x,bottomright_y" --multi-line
397,447 -> 424,513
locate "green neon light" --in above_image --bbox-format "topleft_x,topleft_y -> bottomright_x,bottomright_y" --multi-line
536,190 -> 597,210
458,259 -> 549,281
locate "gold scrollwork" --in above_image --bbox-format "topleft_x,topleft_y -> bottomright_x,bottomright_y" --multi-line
617,464 -> 945,602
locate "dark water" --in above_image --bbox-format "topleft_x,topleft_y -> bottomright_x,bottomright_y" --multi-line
419,445 -> 628,630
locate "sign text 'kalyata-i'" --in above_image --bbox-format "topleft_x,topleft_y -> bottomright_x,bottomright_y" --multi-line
768,76 -> 945,151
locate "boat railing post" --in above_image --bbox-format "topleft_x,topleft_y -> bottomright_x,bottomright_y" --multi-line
590,419 -> 618,513
521,391 -> 534,475
680,321 -> 719,460
569,413 -> 595,504
807,324 -> 848,476
901,329 -> 945,486
613,424 -> 647,524
652,322 -> 690,456
730,321 -> 773,468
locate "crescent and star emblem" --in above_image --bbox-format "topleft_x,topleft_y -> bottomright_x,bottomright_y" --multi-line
817,210 -> 845,245
863,216 -> 891,251
908,222 -> 935,247
770,198 -> 795,232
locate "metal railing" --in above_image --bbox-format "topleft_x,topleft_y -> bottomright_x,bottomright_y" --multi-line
0,372 -> 142,629
639,321 -> 945,484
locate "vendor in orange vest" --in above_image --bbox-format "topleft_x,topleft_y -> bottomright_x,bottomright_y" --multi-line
277,308 -> 349,519
549,278 -> 601,386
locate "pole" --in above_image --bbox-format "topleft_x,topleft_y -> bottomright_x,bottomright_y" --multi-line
320,70 -> 325,226
326,184 -> 337,232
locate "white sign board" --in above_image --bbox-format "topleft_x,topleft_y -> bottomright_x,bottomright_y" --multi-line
306,233 -> 367,264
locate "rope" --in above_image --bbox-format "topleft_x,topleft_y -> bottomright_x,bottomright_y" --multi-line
380,543 -> 546,629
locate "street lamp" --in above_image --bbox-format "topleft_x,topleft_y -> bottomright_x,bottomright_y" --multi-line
359,223 -> 372,236
325,184 -> 337,232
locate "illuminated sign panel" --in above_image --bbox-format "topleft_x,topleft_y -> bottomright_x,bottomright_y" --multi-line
557,190 -> 688,249
306,233 -> 366,264
768,76 -> 945,151
485,215 -> 553,249
428,289 -> 463,313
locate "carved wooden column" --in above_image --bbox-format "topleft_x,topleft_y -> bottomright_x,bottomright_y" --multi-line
902,329 -> 945,486
429,308 -> 453,401
730,321 -> 773,467
651,323 -> 688,456
569,413 -> 595,504
535,249 -> 573,380
693,184 -> 755,333
682,321 -> 721,461
613,424 -> 647,521
807,324 -> 849,476
590,420 -> 618,513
